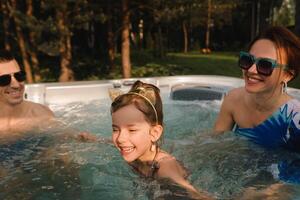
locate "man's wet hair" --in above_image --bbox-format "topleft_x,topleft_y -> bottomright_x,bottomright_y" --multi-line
0,49 -> 14,63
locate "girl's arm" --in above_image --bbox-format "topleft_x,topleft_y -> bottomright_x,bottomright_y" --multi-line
157,158 -> 215,200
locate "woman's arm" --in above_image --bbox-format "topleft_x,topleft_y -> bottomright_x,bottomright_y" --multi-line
213,91 -> 236,134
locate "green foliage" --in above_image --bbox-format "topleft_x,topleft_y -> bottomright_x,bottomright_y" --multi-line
273,0 -> 295,26
2,0 -> 298,85
131,63 -> 191,77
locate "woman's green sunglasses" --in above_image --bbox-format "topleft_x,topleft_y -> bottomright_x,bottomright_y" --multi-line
239,51 -> 288,76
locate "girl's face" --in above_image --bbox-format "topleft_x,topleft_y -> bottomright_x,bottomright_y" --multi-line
243,39 -> 290,94
112,104 -> 155,163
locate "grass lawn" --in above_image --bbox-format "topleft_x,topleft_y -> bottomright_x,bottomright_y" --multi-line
166,52 -> 241,77
124,51 -> 300,89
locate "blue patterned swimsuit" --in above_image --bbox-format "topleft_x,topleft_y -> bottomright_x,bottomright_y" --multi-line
233,99 -> 300,184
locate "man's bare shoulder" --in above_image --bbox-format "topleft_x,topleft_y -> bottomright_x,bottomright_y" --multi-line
23,100 -> 55,118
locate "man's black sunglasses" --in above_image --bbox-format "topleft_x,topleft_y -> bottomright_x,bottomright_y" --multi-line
0,71 -> 26,86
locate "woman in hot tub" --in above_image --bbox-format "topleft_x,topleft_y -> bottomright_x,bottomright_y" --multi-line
214,26 -> 300,185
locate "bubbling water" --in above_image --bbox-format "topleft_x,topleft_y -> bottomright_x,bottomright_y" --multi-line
1,96 -> 300,199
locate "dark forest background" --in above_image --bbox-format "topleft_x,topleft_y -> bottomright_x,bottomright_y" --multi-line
0,0 -> 299,83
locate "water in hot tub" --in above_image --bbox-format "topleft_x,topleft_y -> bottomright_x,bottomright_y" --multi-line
1,93 -> 300,199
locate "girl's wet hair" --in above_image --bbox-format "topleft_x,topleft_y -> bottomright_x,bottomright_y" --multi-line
248,26 -> 300,80
111,80 -> 163,126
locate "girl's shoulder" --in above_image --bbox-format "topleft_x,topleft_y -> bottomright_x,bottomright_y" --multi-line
156,151 -> 176,163
155,151 -> 188,179
156,151 -> 186,168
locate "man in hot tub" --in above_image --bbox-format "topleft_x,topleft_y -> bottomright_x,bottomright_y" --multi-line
0,49 -> 54,138
0,50 -> 91,197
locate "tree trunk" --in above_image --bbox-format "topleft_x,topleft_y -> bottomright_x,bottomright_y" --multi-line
1,1 -> 11,51
59,32 -> 73,82
146,28 -> 154,50
10,0 -> 33,83
205,0 -> 211,49
56,1 -> 74,82
138,19 -> 144,49
155,25 -> 164,58
121,0 -> 131,78
26,0 -> 41,82
107,16 -> 115,72
295,0 -> 300,36
251,0 -> 258,41
106,2 -> 115,72
182,20 -> 188,53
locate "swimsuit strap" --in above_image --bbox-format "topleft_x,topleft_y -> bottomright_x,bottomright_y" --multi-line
149,147 -> 160,177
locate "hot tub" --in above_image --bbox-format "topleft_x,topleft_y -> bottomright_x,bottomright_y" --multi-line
1,75 -> 300,199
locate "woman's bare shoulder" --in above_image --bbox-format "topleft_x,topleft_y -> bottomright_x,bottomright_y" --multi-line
226,87 -> 244,99
222,87 -> 245,106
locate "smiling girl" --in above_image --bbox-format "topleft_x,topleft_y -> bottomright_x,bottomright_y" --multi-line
111,80 -> 213,199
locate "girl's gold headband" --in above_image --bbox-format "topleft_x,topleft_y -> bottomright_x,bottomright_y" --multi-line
111,87 -> 159,125
126,92 -> 158,125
